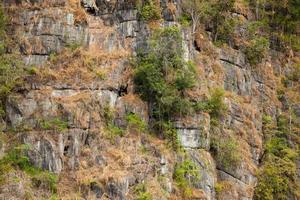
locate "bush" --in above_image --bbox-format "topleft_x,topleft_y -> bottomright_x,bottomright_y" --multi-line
126,113 -> 147,133
0,144 -> 58,194
159,121 -> 181,151
174,159 -> 200,197
134,183 -> 152,200
210,135 -> 241,171
194,88 -> 227,126
140,1 -> 161,22
133,26 -> 196,117
39,117 -> 68,132
244,36 -> 269,66
133,26 -> 197,147
254,156 -> 297,200
254,113 -> 299,199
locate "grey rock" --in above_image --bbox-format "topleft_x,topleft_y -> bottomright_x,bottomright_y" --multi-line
175,113 -> 210,149
106,177 -> 129,200
188,149 -> 217,200
222,60 -> 252,96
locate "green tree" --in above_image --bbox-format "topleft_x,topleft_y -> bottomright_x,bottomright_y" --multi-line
134,26 -> 197,147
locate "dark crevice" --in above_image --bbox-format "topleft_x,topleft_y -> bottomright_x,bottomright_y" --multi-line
216,167 -> 248,185
194,40 -> 201,52
220,58 -> 244,69
63,145 -> 69,156
118,84 -> 128,97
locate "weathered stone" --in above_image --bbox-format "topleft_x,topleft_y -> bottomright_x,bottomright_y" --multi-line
175,113 -> 210,149
188,149 -> 217,200
106,177 -> 129,200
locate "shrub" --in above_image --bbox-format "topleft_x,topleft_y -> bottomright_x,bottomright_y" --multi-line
133,27 -> 196,117
178,14 -> 191,27
140,1 -> 161,22
134,183 -> 152,200
133,26 -> 197,147
0,144 -> 58,194
39,117 -> 68,132
0,6 -> 23,118
254,113 -> 299,199
102,104 -> 114,125
244,36 -> 269,66
159,121 -> 181,151
195,88 -> 227,126
174,159 -> 200,197
32,171 -> 58,193
0,54 -> 24,118
254,156 -> 297,200
126,113 -> 147,133
210,135 -> 241,171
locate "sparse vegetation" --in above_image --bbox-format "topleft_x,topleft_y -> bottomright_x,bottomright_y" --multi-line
102,104 -> 124,139
126,113 -> 147,133
244,36 -> 269,66
134,183 -> 152,200
195,88 -> 227,126
0,5 -> 24,118
140,0 -> 161,22
38,117 -> 68,132
0,144 -> 58,194
174,159 -> 200,198
210,134 -> 241,171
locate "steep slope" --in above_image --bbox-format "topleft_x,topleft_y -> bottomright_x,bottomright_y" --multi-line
0,0 -> 299,200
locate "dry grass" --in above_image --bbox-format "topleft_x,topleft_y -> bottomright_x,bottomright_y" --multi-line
32,46 -> 129,87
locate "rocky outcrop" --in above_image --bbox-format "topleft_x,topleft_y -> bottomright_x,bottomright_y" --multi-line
2,0 -> 293,200
175,113 -> 210,149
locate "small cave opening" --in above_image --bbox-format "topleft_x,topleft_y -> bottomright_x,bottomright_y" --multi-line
64,145 -> 70,156
194,40 -> 201,52
118,85 -> 128,97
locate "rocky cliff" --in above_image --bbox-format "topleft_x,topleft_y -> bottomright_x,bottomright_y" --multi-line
0,0 -> 299,200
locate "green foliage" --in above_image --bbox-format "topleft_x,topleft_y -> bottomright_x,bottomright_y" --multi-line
0,4 -> 7,39
160,121 -> 181,151
174,159 -> 200,197
39,117 -> 68,132
254,114 -> 299,200
107,123 -> 124,137
65,42 -> 81,51
287,62 -> 300,82
0,6 -> 24,118
244,36 -> 269,66
254,155 -> 297,200
102,104 -> 124,139
0,144 -> 58,194
140,1 -> 161,22
211,135 -> 241,171
178,14 -> 191,27
134,183 -> 152,200
103,104 -> 114,126
181,0 -> 235,42
126,113 -> 147,133
25,66 -> 39,75
215,17 -> 239,45
249,0 -> 300,52
134,26 -> 196,118
133,26 -> 197,147
32,171 -> 58,193
195,88 -> 227,126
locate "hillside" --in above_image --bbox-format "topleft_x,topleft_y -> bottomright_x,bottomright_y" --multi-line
0,0 -> 299,200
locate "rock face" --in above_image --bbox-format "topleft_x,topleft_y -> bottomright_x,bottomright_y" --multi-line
2,0 -> 296,200
175,113 -> 210,149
